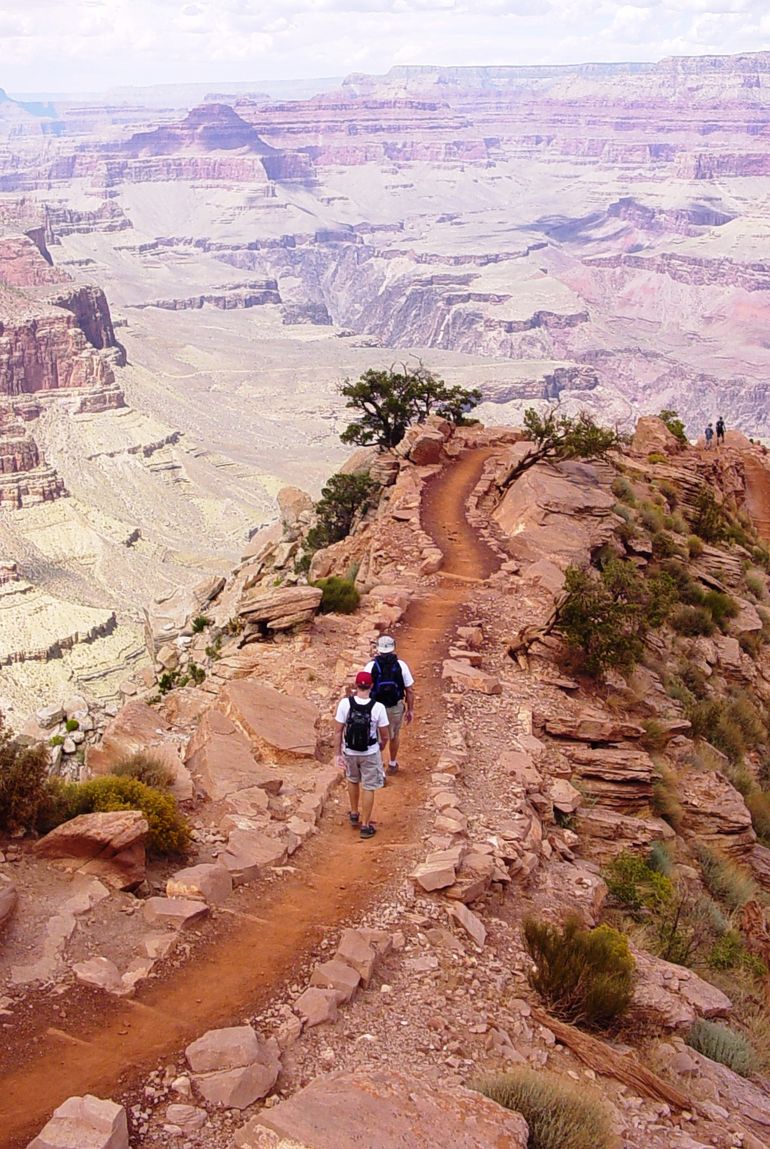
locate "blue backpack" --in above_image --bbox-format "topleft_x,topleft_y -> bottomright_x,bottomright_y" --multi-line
372,654 -> 405,708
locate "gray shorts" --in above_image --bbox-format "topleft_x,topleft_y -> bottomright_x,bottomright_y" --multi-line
343,749 -> 384,791
386,700 -> 405,740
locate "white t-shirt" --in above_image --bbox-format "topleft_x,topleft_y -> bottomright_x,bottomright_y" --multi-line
335,694 -> 390,755
364,658 -> 415,689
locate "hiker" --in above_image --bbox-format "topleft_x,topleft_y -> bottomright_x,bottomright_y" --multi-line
716,415 -> 726,445
705,422 -> 714,450
335,670 -> 389,839
365,634 -> 415,775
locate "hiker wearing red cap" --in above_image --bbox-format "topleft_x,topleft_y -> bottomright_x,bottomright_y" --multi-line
334,670 -> 390,839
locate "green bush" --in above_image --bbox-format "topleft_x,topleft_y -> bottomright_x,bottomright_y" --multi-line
191,615 -> 212,633
647,452 -> 667,465
652,771 -> 684,832
746,790 -> 770,846
680,662 -> 708,698
687,700 -> 746,763
696,844 -> 758,910
702,590 -> 739,630
745,571 -> 768,601
304,472 -> 379,555
656,479 -> 680,508
651,530 -> 681,559
313,575 -> 361,615
686,1018 -> 755,1077
65,718 -> 80,733
688,535 -> 705,559
659,409 -> 688,445
639,502 -> 665,533
708,929 -> 766,976
52,775 -> 190,855
523,915 -> 635,1029
648,840 -> 675,876
556,559 -> 676,676
690,489 -> 726,543
0,719 -> 51,832
187,662 -> 205,685
611,476 -> 636,505
671,605 -> 715,636
475,1069 -> 616,1149
112,751 -> 175,791
604,850 -> 674,914
50,734 -> 65,747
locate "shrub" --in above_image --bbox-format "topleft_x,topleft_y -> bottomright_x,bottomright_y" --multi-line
65,718 -> 80,733
688,699 -> 745,762
50,734 -> 65,747
708,929 -> 766,975
680,662 -> 708,698
648,840 -> 675,876
745,571 -> 768,601
313,576 -> 360,615
656,479 -> 680,508
187,662 -> 205,685
639,502 -> 664,533
739,631 -> 764,657
686,1018 -> 755,1077
611,475 -> 636,505
652,770 -> 684,832
688,535 -> 705,559
55,776 -> 190,855
690,489 -> 726,543
158,671 -> 178,694
0,719 -> 51,832
746,790 -> 770,846
476,1069 -> 615,1149
697,844 -> 758,910
651,530 -> 680,559
112,751 -> 175,791
729,692 -> 768,748
659,409 -> 688,445
702,590 -> 739,630
604,850 -> 674,913
304,471 -> 379,556
523,915 -> 635,1029
647,452 -> 667,464
671,605 -> 714,637
556,559 -> 676,676
191,615 -> 211,633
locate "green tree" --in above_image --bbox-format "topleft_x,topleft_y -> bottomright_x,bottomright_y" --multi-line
304,472 -> 379,556
659,409 -> 688,445
501,406 -> 622,489
339,365 -> 481,449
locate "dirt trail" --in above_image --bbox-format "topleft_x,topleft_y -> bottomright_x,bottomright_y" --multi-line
742,452 -> 770,543
0,447 -> 499,1148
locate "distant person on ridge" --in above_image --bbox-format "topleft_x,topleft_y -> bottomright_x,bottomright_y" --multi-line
365,635 -> 415,775
716,416 -> 726,445
335,670 -> 389,839
705,422 -> 714,450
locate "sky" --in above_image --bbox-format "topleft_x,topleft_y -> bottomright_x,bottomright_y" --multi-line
3,0 -> 770,96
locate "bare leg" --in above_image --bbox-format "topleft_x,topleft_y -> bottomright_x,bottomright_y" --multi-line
361,788 -> 375,825
388,726 -> 400,763
347,781 -> 360,816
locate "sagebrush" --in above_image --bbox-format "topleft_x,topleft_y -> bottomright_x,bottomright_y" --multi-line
476,1068 -> 616,1149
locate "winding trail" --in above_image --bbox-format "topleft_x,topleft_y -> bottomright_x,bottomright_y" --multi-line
0,447 -> 499,1148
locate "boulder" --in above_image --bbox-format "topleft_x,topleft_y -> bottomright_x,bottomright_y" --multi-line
234,1071 -> 528,1149
72,957 -> 128,996
441,660 -> 502,694
395,425 -> 446,465
220,680 -> 319,761
85,701 -> 193,801
0,881 -> 18,931
277,486 -> 313,531
548,779 -> 582,815
445,851 -> 496,903
633,950 -> 732,1029
220,828 -> 288,885
541,712 -> 644,742
164,1104 -> 207,1133
309,959 -> 361,1004
185,708 -> 284,801
167,863 -> 233,905
27,1095 -> 128,1149
449,903 -> 487,948
294,986 -> 338,1027
186,1025 -> 265,1073
35,704 -> 65,729
411,850 -> 461,892
142,897 -> 210,929
334,929 -> 378,985
679,770 -> 755,857
33,811 -> 148,890
630,415 -> 685,457
238,585 -> 322,633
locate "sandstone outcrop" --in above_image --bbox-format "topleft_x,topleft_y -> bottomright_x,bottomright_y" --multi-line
26,1095 -> 129,1149
678,770 -> 756,858
86,701 -> 192,800
234,1071 -> 529,1149
184,707 -> 284,800
186,1024 -> 281,1109
33,811 -> 148,890
220,680 -> 319,762
237,585 -> 322,636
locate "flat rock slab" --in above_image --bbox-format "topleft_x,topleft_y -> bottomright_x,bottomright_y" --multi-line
167,863 -> 233,905
33,811 -> 148,891
220,828 -> 288,885
221,679 -> 319,761
441,660 -> 501,694
72,956 -> 130,997
142,897 -> 210,929
234,1071 -> 528,1149
185,708 -> 283,801
27,1094 -> 129,1149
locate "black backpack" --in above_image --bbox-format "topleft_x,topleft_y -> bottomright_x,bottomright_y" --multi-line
344,697 -> 376,752
372,653 -> 405,708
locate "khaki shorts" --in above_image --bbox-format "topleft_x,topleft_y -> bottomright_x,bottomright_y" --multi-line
343,749 -> 384,791
386,700 -> 405,740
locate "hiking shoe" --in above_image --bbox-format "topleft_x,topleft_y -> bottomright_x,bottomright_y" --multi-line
387,761 -> 399,775
360,823 -> 376,839
348,811 -> 360,826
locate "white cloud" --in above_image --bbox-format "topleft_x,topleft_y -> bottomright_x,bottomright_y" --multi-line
2,0 -> 770,93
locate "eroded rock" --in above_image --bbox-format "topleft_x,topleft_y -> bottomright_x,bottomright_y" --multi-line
33,811 -> 148,890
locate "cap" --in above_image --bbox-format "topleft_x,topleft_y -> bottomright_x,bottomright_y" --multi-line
355,670 -> 373,687
376,635 -> 396,654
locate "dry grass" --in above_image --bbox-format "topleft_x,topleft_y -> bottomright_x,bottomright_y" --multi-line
475,1068 -> 618,1149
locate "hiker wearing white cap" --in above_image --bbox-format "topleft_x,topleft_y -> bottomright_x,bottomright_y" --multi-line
365,635 -> 415,775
